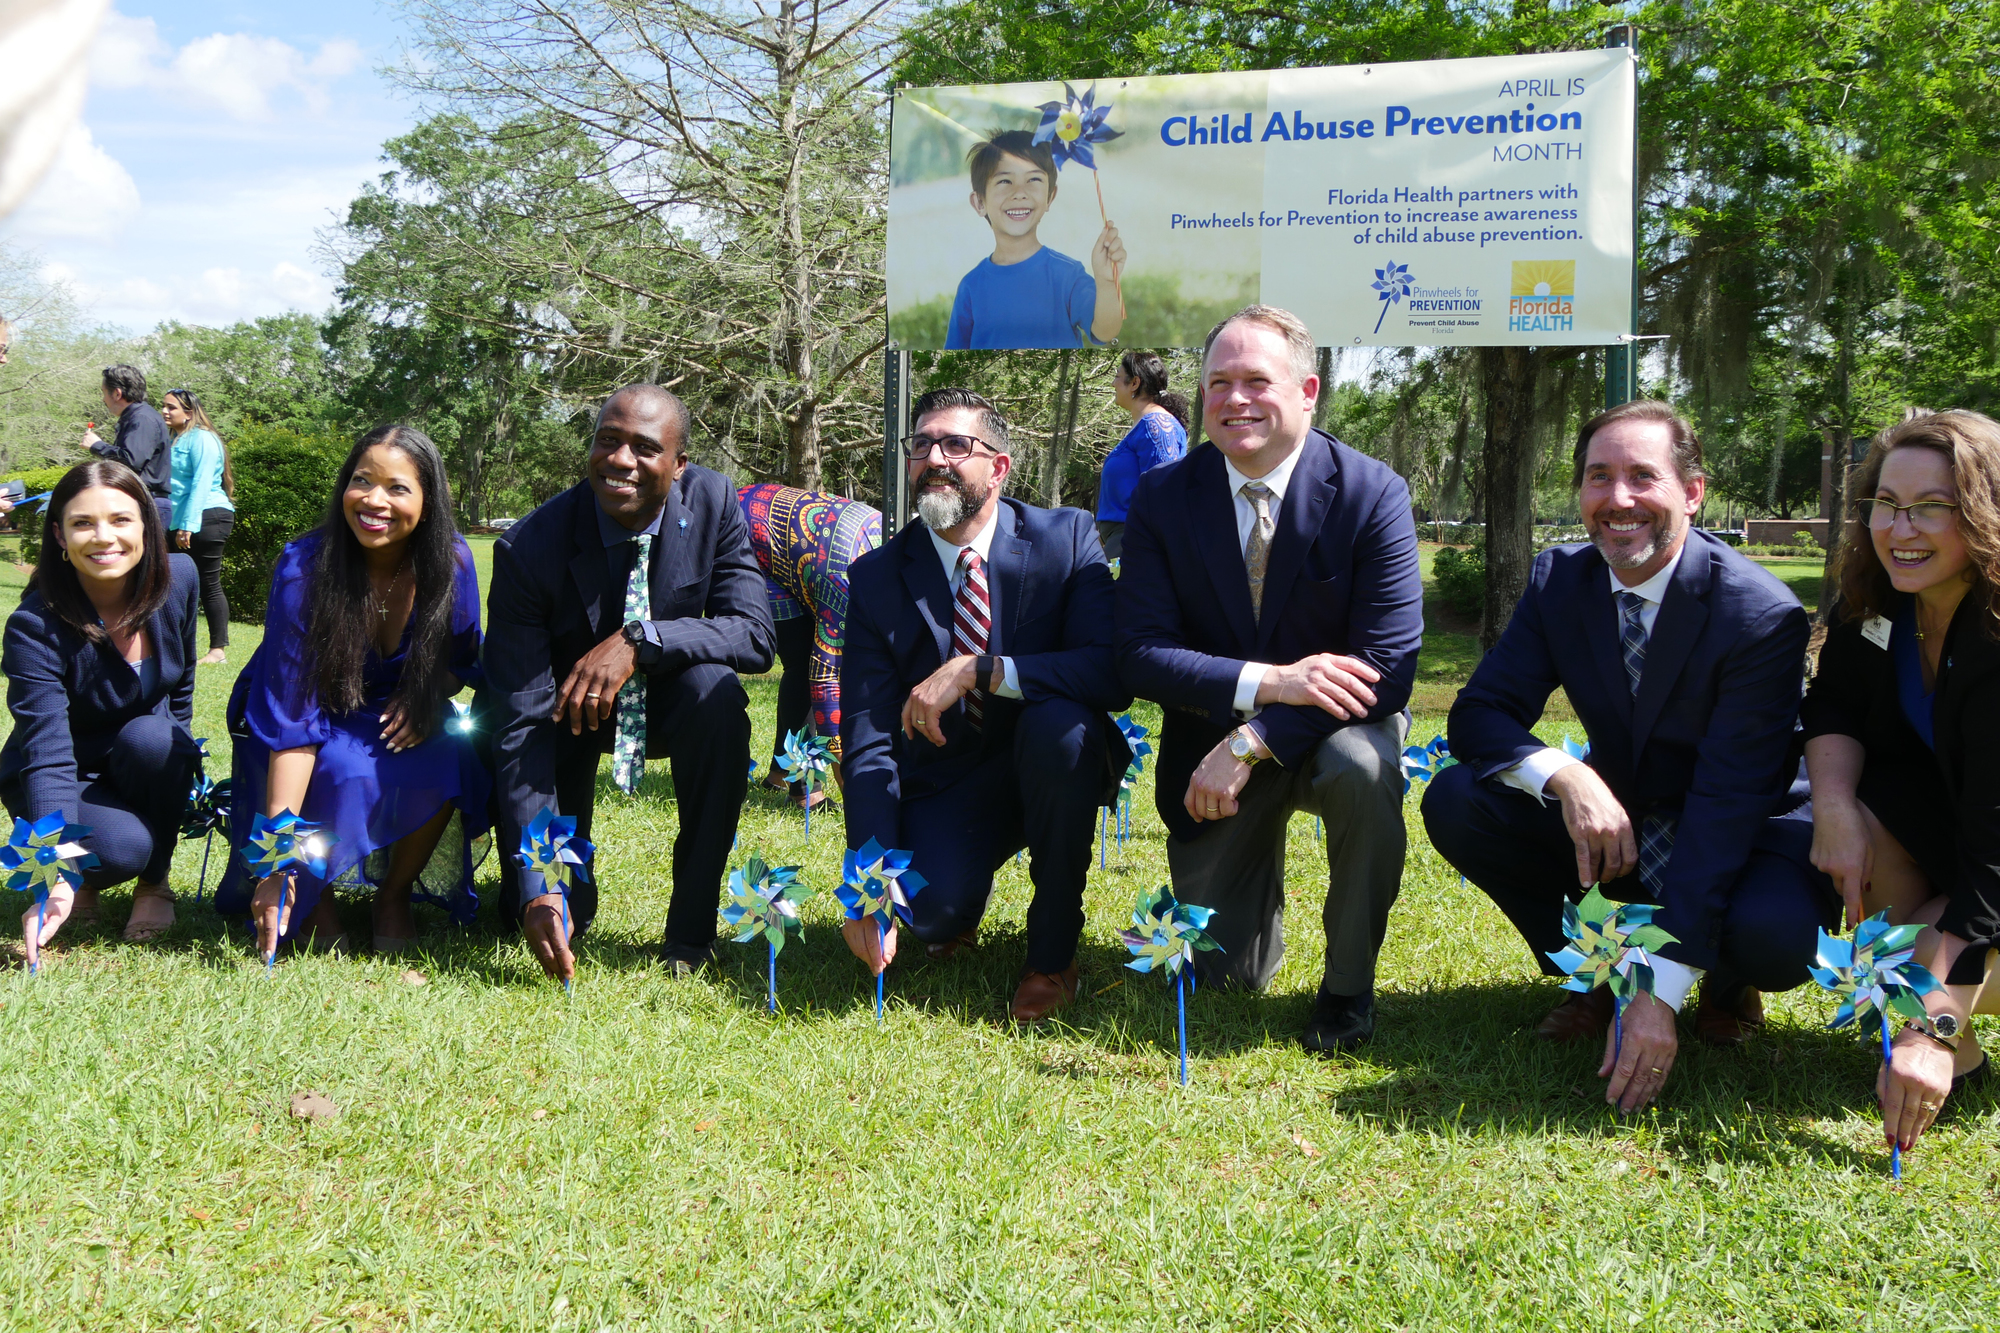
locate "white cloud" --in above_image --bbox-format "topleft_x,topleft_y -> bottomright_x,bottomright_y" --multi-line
90,11 -> 364,121
8,123 -> 140,241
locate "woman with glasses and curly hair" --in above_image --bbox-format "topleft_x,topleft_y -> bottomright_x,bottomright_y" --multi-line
1803,408 -> 2000,1157
160,388 -> 234,665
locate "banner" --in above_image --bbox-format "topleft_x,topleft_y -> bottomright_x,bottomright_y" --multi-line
887,49 -> 1634,352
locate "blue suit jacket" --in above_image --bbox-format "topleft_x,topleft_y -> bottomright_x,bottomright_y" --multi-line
482,472 -> 775,836
0,554 -> 200,821
1115,430 -> 1424,841
839,499 -> 1131,853
1447,530 -> 1808,970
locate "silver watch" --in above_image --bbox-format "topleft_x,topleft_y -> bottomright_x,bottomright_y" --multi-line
1226,726 -> 1262,765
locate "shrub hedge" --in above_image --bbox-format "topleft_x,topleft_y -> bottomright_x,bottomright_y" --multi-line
1431,541 -> 1485,620
219,425 -> 347,622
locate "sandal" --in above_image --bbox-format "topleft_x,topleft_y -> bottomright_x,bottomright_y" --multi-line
1953,1053 -> 1991,1094
122,883 -> 176,943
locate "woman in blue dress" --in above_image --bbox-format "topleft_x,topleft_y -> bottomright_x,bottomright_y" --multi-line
1094,350 -> 1189,560
217,424 -> 490,958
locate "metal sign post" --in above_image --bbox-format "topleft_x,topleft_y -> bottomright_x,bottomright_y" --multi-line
881,348 -> 911,532
1604,22 -> 1640,408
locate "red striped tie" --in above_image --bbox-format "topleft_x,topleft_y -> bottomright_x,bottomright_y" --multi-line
951,549 -> 990,731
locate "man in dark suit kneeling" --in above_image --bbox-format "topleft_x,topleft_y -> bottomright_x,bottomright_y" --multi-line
1116,305 -> 1425,1054
1422,399 -> 1833,1114
840,388 -> 1130,1023
483,384 -> 775,981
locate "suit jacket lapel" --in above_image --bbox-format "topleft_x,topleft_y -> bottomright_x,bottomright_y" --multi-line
989,502 -> 1029,656
1581,552 -> 1634,730
1255,434 -> 1335,654
647,477 -> 692,600
1630,540 -> 1712,757
1189,446 -> 1258,650
567,487 -> 612,637
900,524 -> 953,664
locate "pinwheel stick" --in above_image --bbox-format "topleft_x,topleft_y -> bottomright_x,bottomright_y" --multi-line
767,939 -> 778,1013
1882,1019 -> 1901,1182
1093,172 -> 1125,320
266,875 -> 287,973
562,894 -> 573,996
876,970 -> 885,1023
197,832 -> 213,903
1177,968 -> 1189,1086
28,899 -> 43,976
1611,996 -> 1625,1072
804,774 -> 812,841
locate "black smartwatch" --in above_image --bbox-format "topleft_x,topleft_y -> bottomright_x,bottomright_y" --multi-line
976,653 -> 999,693
622,619 -> 657,667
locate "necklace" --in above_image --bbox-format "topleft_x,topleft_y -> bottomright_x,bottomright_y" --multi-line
368,558 -> 410,620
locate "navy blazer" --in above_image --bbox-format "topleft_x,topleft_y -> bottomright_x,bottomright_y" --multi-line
482,470 -> 776,825
1447,529 -> 1807,970
839,498 -> 1131,853
1115,430 -> 1424,841
0,554 -> 200,821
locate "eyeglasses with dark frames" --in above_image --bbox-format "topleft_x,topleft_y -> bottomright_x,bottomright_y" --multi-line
902,433 -> 998,462
1856,498 -> 1960,534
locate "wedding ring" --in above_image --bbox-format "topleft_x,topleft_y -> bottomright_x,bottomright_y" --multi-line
586,692 -> 601,700
1650,1068 -> 1663,1074
1922,1102 -> 1941,1111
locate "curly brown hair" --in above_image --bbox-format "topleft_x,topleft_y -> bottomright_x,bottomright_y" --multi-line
1836,408 -> 2000,631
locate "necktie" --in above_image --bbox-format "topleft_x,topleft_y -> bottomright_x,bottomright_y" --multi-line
950,549 -> 990,731
1241,481 -> 1275,623
1616,588 -> 1675,892
612,533 -> 652,794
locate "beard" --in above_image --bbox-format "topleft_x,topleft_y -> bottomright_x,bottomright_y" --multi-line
915,467 -> 991,532
1588,506 -> 1683,571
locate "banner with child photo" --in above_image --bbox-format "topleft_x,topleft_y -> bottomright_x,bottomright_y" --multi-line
887,49 -> 1635,352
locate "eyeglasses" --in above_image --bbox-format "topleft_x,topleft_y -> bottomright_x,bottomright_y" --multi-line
1857,498 -> 1960,533
902,433 -> 997,462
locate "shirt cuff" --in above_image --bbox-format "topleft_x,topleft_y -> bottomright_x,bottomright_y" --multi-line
994,657 -> 1023,700
1232,662 -> 1267,718
1496,747 -> 1583,804
1648,957 -> 1703,1012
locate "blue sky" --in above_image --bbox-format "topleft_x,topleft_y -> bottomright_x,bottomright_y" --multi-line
2,1 -> 418,333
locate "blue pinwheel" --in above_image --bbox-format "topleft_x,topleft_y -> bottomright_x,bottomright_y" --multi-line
1546,885 -> 1679,1078
776,729 -> 835,838
448,699 -> 474,735
1561,733 -> 1590,760
1103,713 -> 1153,859
721,856 -> 812,1012
1810,912 -> 1944,1180
1371,260 -> 1414,335
515,808 -> 594,991
1400,734 -> 1455,795
836,839 -> 928,1020
1030,81 -> 1125,317
2,813 -> 98,974
239,810 -> 334,970
1121,885 -> 1224,1084
180,770 -> 232,901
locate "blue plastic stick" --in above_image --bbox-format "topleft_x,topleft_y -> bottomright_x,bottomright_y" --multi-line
28,899 -> 43,976
876,970 -> 884,1023
1099,807 -> 1107,868
1882,1019 -> 1902,1181
1315,816 -> 1322,842
196,832 -> 212,904
266,877 -> 286,973
1611,996 -> 1623,1073
767,939 -> 777,1012
803,776 -> 811,841
1177,968 -> 1189,1086
561,894 -> 573,996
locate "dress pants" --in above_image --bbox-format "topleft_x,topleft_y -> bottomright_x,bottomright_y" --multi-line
0,713 -> 193,889
506,662 -> 751,962
1421,762 -> 1838,992
898,696 -> 1111,975
1167,713 -> 1407,994
768,614 -> 813,759
187,507 -> 234,649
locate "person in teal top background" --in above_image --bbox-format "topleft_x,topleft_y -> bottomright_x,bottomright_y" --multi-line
162,388 -> 235,665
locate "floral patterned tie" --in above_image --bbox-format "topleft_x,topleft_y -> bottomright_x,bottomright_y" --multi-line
613,533 -> 652,794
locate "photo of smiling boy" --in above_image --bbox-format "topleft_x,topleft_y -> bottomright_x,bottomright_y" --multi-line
945,130 -> 1127,350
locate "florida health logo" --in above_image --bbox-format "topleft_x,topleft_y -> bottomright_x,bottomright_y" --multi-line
1370,260 -> 1413,335
1509,260 -> 1575,333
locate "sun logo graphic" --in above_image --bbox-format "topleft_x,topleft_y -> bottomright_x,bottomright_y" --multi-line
1370,260 -> 1413,335
1509,260 -> 1574,333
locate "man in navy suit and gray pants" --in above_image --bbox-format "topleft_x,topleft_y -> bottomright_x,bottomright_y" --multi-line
483,384 -> 775,983
1116,305 -> 1425,1054
840,388 -> 1129,1024
1422,400 -> 1833,1114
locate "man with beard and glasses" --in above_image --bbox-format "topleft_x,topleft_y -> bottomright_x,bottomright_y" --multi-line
1422,399 -> 1834,1115
481,384 -> 775,982
839,388 -> 1130,1023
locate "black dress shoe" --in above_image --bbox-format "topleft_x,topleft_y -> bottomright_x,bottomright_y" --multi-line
1300,989 -> 1374,1055
660,941 -> 715,975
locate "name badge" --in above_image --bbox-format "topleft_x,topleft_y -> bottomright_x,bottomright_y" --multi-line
1861,616 -> 1892,651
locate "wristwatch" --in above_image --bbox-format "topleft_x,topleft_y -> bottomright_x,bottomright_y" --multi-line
622,619 -> 658,668
1907,1012 -> 1962,1051
976,653 -> 999,693
1226,726 -> 1263,765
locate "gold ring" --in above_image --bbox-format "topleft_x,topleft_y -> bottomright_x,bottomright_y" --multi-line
586,693 -> 601,699
1923,1102 -> 1941,1111
1650,1068 -> 1663,1074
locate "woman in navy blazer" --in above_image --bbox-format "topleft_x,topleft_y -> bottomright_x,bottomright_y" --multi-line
1,460 -> 200,964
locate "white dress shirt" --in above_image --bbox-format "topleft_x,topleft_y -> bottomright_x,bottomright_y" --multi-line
1497,542 -> 1699,1008
927,510 -> 1023,698
1222,443 -> 1307,717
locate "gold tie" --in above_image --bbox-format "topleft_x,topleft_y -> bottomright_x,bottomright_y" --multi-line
1241,480 -> 1274,623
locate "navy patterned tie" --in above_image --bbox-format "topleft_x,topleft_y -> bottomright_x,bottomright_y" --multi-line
1617,589 -> 1675,892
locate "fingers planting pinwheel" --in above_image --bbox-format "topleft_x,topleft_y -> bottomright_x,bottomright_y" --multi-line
1399,734 -> 1455,796
1121,885 -> 1223,1085
515,808 -> 594,993
836,839 -> 928,1020
722,856 -> 811,1013
1032,81 -> 1125,317
3,813 -> 98,973
240,810 -> 334,971
1809,911 -> 1944,1181
1545,885 -> 1679,1080
776,729 -> 835,838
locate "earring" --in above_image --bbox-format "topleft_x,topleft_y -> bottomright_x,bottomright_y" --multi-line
58,547 -> 69,563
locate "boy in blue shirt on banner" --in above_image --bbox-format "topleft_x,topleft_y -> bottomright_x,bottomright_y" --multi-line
945,130 -> 1127,350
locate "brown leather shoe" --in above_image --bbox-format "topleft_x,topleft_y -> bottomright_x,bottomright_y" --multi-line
1694,982 -> 1765,1046
1535,987 -> 1614,1042
925,929 -> 977,962
1009,964 -> 1079,1024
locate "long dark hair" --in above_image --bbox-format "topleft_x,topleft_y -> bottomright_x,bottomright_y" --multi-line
1837,408 -> 2000,633
302,424 -> 462,725
1119,350 -> 1190,428
164,387 -> 234,498
30,460 -> 174,644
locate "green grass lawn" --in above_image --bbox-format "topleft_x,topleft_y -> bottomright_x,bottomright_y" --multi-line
1,538 -> 1990,1330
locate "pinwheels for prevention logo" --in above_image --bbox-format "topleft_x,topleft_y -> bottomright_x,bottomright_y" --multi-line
1371,261 -> 1414,334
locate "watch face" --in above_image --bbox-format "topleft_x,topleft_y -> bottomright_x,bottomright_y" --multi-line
1935,1013 -> 1961,1039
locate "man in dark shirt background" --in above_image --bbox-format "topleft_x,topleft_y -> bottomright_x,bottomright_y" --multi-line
82,364 -> 173,527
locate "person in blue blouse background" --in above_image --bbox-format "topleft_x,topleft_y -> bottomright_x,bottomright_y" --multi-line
1094,350 -> 1189,560
161,388 -> 235,666
215,424 -> 491,959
